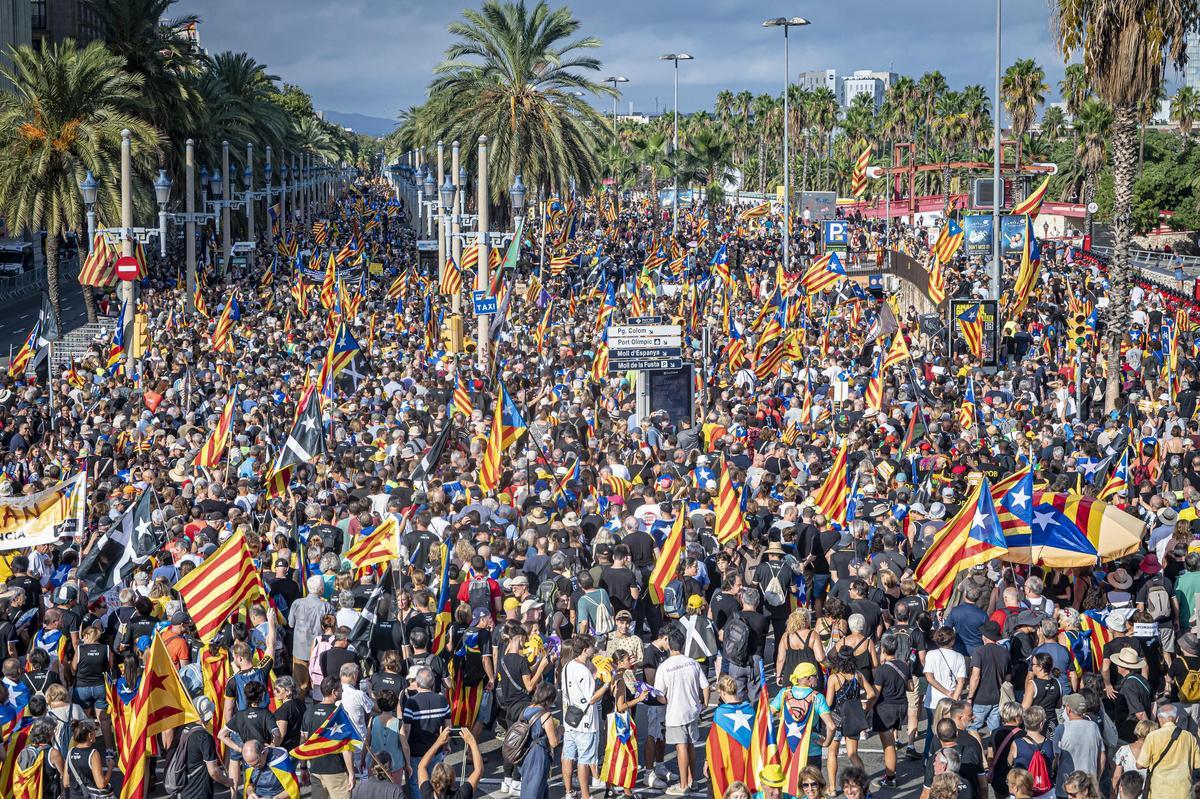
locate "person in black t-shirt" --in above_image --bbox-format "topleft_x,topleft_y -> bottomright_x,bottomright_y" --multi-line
871,633 -> 911,788
178,697 -> 235,799
600,547 -> 640,614
966,621 -> 1010,733
218,680 -> 280,788
404,627 -> 448,696
709,573 -> 742,631
271,676 -> 306,751
418,726 -> 483,799
370,651 -> 406,699
267,559 -> 302,615
305,677 -> 355,797
403,666 -> 452,763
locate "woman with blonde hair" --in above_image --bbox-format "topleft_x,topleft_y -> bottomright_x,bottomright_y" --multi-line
721,781 -> 751,799
929,773 -> 962,799
1007,768 -> 1034,799
1111,718 -> 1156,794
775,607 -> 825,685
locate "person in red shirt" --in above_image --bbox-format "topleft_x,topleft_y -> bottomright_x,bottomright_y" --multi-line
455,555 -> 501,619
989,586 -> 1024,635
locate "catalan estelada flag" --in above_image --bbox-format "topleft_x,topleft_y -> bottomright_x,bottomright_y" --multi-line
932,219 -> 964,264
449,664 -> 484,728
708,701 -> 757,796
345,516 -> 399,569
193,388 -> 237,468
7,322 -> 40,378
291,705 -> 363,760
1098,447 -> 1129,502
864,346 -> 885,413
648,509 -> 685,602
958,377 -> 978,432
173,531 -> 264,642
810,442 -> 849,528
478,383 -> 527,491
1008,215 -> 1041,319
599,712 -> 639,792
956,302 -> 984,359
777,685 -> 819,795
928,257 -> 946,305
0,718 -> 34,799
245,746 -> 300,799
800,252 -> 846,294
751,681 -> 780,783
915,477 -> 1009,607
1078,611 -> 1113,673
11,746 -> 41,799
851,141 -> 872,198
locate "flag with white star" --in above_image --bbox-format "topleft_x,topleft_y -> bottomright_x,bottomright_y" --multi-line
291,704 -> 363,760
915,477 -> 1009,608
708,700 -> 757,795
77,487 -> 159,591
273,390 -> 326,473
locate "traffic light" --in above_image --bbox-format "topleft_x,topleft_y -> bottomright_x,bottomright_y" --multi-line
1068,313 -> 1088,349
442,314 -> 464,353
131,312 -> 151,357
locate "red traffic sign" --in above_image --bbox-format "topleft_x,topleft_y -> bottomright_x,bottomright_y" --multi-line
115,255 -> 139,280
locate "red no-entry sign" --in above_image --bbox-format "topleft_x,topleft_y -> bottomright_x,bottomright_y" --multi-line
115,255 -> 139,280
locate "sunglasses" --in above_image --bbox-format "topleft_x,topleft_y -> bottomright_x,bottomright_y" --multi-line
801,783 -> 821,788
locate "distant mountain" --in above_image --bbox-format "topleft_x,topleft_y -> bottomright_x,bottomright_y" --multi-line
319,110 -> 398,138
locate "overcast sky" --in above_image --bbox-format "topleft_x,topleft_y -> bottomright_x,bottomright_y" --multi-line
173,0 -> 1164,124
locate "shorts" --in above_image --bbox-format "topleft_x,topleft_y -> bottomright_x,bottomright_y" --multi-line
906,676 -> 925,711
563,728 -> 600,765
665,720 -> 702,746
644,704 -> 666,740
73,684 -> 108,711
1160,625 -> 1177,654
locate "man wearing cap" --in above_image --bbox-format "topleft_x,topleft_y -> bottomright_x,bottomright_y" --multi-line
178,695 -> 236,799
1135,552 -> 1179,661
1052,693 -> 1104,795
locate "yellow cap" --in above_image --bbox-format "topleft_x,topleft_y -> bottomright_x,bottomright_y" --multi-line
503,597 -> 520,612
686,594 -> 704,610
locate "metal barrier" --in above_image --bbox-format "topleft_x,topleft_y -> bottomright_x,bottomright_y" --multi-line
1090,245 -> 1200,274
0,256 -> 80,304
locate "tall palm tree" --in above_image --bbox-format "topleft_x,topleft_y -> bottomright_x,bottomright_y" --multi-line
934,92 -> 970,208
1058,63 -> 1090,122
807,87 -> 839,189
714,90 -> 735,130
1172,85 -> 1200,137
0,40 -> 160,322
1052,0 -> 1192,410
1001,58 -> 1048,194
751,93 -> 774,193
916,72 -> 948,193
84,0 -> 205,181
1041,106 -> 1068,140
960,84 -> 992,154
421,0 -> 612,202
682,126 -> 735,201
1069,99 -> 1113,233
629,129 -> 670,198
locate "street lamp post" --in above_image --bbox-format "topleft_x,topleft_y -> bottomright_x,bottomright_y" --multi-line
245,142 -> 255,270
120,129 -> 135,369
603,76 -> 629,146
476,136 -> 490,367
659,54 -> 693,236
79,171 -> 97,254
451,141 -> 463,316
437,141 -> 446,288
763,17 -> 810,273
221,140 -> 232,273
991,0 -> 1002,301
185,139 -> 196,312
264,145 -> 273,234
154,169 -> 172,259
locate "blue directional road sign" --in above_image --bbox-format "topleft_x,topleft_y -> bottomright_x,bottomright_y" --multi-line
472,290 -> 498,316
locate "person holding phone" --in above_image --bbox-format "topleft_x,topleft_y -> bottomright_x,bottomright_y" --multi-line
417,726 -> 482,799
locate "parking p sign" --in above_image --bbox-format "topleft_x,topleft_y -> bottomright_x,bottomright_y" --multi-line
823,219 -> 849,251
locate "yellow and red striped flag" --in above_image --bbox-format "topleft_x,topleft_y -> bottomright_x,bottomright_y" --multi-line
1010,175 -> 1050,219
210,294 -> 236,354
810,442 -> 849,528
714,460 -> 747,545
173,531 -> 265,643
345,516 -> 400,569
440,256 -> 463,295
599,712 -> 639,791
319,254 -> 337,309
648,509 -> 685,602
850,141 -> 872,198
192,388 -> 237,468
928,257 -> 946,305
453,373 -> 473,418
7,323 -> 39,378
738,201 -> 770,221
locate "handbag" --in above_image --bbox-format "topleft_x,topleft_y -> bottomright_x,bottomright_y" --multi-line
562,672 -> 587,728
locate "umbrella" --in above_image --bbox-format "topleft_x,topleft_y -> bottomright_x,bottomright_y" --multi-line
1001,492 -> 1143,567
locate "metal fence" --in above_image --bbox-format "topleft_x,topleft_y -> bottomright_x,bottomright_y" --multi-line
0,256 -> 80,304
1090,245 -> 1200,274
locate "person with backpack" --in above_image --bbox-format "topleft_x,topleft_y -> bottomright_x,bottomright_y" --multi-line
16,720 -> 64,799
1006,705 -> 1059,799
753,542 -> 795,645
456,555 -> 501,621
1168,632 -> 1200,725
574,571 -> 614,640
1136,554 -> 1179,666
66,720 -> 117,799
165,696 -> 234,799
1135,703 -> 1200,799
719,588 -> 763,702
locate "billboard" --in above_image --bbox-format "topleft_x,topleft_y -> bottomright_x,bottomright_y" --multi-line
963,215 -> 993,256
799,191 -> 838,222
1000,214 -> 1028,256
823,219 -> 850,251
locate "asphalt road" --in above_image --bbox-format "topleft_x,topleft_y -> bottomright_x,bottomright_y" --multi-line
0,282 -> 89,354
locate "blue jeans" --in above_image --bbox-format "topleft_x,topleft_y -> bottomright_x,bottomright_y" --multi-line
408,750 -> 443,799
73,684 -> 107,710
971,703 -> 1000,733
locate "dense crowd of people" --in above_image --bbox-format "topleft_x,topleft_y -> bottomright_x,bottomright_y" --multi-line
0,175 -> 1198,799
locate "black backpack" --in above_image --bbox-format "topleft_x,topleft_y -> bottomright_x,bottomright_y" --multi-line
723,615 -> 752,667
891,625 -> 919,672
164,724 -> 206,793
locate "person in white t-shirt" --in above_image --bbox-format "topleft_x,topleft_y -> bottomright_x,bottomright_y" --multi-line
923,627 -> 967,758
561,634 -> 605,799
653,624 -> 711,796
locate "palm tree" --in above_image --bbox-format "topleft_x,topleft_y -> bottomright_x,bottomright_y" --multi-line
1001,58 -> 1048,195
1041,106 -> 1068,140
84,0 -> 205,181
960,84 -> 992,154
1058,63 -> 1090,122
0,40 -> 160,322
714,90 -> 735,130
751,93 -> 774,193
1069,99 -> 1113,232
934,92 -> 970,208
916,72 -> 948,193
1052,0 -> 1191,410
807,88 -> 839,189
1172,86 -> 1200,138
421,0 -> 612,203
629,129 -> 670,198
